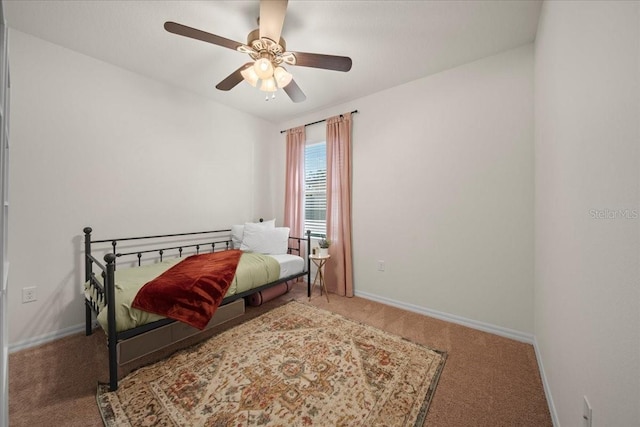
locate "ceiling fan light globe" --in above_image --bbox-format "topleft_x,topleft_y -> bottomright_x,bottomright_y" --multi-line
254,57 -> 274,80
260,77 -> 277,93
274,66 -> 293,88
240,66 -> 259,87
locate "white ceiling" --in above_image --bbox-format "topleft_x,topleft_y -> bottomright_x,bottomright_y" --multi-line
4,0 -> 542,124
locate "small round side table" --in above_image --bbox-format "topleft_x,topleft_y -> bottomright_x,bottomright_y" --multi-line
309,254 -> 331,302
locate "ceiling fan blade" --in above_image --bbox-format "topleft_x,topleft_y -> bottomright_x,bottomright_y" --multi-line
290,52 -> 352,72
283,79 -> 306,103
164,21 -> 242,51
216,63 -> 253,91
259,0 -> 288,42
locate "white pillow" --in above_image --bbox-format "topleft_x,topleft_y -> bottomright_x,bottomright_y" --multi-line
240,227 -> 290,255
231,225 -> 245,249
257,218 -> 276,228
230,219 -> 275,249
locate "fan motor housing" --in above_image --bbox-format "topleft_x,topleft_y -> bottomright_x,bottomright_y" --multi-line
247,29 -> 286,55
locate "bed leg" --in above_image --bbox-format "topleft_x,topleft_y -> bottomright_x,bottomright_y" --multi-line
85,303 -> 93,336
108,339 -> 118,391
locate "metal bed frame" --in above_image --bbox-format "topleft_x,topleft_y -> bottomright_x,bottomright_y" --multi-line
83,225 -> 311,391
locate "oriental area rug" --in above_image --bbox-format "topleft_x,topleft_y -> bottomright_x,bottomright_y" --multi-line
97,301 -> 447,426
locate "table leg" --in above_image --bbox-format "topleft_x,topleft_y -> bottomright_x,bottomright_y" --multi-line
309,268 -> 320,301
318,260 -> 329,303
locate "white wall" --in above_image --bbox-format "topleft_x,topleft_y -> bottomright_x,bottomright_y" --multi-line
279,45 -> 535,335
7,30 -> 278,346
534,1 -> 640,425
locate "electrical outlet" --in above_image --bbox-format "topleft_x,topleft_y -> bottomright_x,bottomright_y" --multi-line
377,260 -> 385,271
22,286 -> 37,303
583,396 -> 592,427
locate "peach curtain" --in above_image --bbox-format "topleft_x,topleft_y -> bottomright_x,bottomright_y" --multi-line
283,126 -> 306,238
325,113 -> 354,297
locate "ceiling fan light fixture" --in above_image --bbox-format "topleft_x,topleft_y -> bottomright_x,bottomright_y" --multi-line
240,66 -> 260,87
254,56 -> 274,80
274,66 -> 293,88
165,0 -> 352,103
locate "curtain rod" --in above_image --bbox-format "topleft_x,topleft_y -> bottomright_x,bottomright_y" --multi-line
279,110 -> 358,134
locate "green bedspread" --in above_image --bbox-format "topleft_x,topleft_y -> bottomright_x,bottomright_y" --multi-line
85,252 -> 280,332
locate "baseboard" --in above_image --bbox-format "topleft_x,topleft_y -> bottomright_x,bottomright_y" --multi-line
533,337 -> 560,426
354,290 -> 535,344
12,294 -> 534,350
8,323 -> 86,354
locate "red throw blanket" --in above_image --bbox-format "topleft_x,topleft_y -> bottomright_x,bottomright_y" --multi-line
132,250 -> 243,330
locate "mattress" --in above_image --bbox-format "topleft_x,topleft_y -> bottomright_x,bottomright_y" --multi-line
269,254 -> 305,279
85,252 -> 305,332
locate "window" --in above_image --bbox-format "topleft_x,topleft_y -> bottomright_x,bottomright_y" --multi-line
304,142 -> 326,236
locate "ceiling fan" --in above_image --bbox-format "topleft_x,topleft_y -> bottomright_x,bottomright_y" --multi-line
164,0 -> 352,103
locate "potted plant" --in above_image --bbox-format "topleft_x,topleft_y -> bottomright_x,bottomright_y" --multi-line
318,238 -> 331,257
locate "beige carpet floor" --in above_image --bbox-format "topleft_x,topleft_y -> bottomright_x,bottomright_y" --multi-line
9,284 -> 552,426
